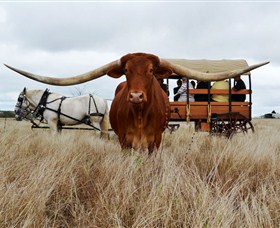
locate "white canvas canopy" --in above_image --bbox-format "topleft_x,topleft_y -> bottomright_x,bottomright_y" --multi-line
166,59 -> 250,77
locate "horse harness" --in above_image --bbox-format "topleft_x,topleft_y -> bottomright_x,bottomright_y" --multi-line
30,89 -> 104,131
33,89 -> 51,119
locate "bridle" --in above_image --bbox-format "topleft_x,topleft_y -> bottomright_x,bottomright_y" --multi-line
15,89 -> 33,121
15,88 -> 52,124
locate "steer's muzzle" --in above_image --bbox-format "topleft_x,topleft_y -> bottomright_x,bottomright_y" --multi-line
129,92 -> 144,104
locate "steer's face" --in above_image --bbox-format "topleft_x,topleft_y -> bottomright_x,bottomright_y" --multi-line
107,53 -> 172,104
124,55 -> 156,103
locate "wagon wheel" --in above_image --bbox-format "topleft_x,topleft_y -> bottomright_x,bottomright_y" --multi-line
210,112 -> 254,138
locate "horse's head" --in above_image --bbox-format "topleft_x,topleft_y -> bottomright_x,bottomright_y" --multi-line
15,87 -> 30,121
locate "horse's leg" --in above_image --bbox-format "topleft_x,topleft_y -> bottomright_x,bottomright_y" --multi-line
48,117 -> 60,133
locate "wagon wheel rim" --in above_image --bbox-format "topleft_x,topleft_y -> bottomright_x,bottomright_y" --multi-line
239,119 -> 255,133
211,113 -> 254,138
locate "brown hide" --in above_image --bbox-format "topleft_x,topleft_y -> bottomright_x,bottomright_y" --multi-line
108,53 -> 172,153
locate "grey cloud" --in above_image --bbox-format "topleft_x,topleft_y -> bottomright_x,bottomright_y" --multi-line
2,2 -> 279,63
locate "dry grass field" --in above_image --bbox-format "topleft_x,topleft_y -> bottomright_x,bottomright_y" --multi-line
0,118 -> 280,227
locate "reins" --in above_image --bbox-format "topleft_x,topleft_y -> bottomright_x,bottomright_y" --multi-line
43,94 -> 103,131
42,105 -> 101,131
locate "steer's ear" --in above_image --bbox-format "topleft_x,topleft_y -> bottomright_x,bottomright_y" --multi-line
107,66 -> 124,78
155,66 -> 173,78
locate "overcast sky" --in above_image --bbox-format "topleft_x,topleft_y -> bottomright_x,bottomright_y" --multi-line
0,1 -> 279,117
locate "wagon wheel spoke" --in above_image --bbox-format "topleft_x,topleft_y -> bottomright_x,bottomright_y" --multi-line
211,116 -> 231,138
210,113 -> 254,138
240,120 -> 255,133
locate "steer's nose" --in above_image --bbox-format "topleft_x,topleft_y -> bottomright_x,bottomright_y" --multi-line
129,92 -> 144,104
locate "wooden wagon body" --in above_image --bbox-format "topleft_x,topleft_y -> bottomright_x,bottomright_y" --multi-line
165,59 -> 255,137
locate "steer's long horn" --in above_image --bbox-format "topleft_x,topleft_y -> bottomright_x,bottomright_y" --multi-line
160,59 -> 269,81
4,60 -> 120,86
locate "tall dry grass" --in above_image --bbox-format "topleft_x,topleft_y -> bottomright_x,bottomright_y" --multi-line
0,118 -> 280,227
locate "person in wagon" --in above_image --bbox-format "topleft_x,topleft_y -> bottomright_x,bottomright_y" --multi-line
211,80 -> 229,102
173,79 -> 182,101
231,75 -> 246,101
175,77 -> 194,102
195,80 -> 210,101
157,78 -> 169,96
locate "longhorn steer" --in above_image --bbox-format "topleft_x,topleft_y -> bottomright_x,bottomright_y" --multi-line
107,54 -> 172,153
4,53 -> 269,153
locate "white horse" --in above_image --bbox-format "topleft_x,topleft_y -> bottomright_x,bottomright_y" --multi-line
15,88 -> 109,138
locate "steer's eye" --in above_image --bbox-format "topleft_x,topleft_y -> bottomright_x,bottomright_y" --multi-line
124,68 -> 128,73
149,68 -> 153,73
